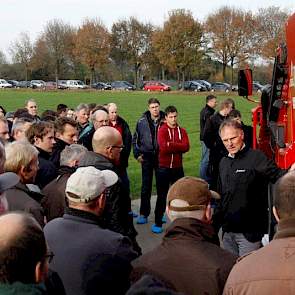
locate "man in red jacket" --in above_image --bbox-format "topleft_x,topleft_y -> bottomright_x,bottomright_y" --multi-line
153,105 -> 190,233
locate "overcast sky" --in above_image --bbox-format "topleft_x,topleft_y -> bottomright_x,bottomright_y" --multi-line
1,0 -> 294,58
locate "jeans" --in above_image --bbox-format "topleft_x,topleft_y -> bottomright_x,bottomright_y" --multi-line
199,141 -> 210,183
139,155 -> 160,218
222,232 -> 262,256
155,167 -> 184,226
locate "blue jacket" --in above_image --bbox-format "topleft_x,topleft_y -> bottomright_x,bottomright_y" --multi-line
132,111 -> 165,159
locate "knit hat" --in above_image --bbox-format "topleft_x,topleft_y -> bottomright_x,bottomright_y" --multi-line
66,166 -> 118,203
167,176 -> 220,211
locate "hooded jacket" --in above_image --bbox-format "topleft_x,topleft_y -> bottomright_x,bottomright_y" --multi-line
157,122 -> 189,168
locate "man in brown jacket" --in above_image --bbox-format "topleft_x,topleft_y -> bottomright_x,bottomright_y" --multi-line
131,176 -> 237,295
223,171 -> 295,295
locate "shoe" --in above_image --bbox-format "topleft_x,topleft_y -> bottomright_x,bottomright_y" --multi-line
129,211 -> 138,218
162,215 -> 167,224
136,215 -> 148,224
151,224 -> 163,234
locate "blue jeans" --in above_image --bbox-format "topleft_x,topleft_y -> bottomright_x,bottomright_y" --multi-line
223,232 -> 262,256
200,141 -> 210,183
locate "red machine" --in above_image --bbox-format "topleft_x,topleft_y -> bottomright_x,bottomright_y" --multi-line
239,13 -> 295,169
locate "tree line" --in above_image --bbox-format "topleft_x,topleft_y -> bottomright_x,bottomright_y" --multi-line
0,6 -> 290,87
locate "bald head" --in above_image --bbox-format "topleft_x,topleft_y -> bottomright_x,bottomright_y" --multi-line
92,126 -> 123,165
0,212 -> 47,284
274,172 -> 295,220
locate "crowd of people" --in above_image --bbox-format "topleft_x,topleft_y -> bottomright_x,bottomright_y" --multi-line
0,95 -> 295,294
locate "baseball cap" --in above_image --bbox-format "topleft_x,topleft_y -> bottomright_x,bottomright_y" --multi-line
0,172 -> 20,193
167,176 -> 220,212
65,166 -> 118,203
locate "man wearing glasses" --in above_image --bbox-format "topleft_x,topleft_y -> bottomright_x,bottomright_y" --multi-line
79,126 -> 141,254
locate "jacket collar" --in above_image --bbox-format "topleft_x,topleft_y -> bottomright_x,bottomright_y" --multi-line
274,217 -> 295,240
36,147 -> 50,160
163,218 -> 220,246
64,207 -> 103,226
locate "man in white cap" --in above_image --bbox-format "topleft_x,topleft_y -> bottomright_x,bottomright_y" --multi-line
131,176 -> 237,295
44,166 -> 138,295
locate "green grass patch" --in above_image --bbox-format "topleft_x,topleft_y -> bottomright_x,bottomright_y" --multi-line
0,89 -> 257,198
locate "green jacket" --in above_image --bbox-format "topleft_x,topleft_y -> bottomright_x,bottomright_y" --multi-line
0,282 -> 47,295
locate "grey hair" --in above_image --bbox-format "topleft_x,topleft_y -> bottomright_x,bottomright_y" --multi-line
60,144 -> 87,166
75,103 -> 89,113
11,119 -> 32,136
25,99 -> 36,107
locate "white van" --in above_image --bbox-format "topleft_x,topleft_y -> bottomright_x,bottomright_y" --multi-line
66,80 -> 88,89
0,79 -> 12,88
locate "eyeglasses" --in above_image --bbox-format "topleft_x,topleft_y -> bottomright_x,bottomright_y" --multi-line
44,251 -> 54,263
109,145 -> 125,151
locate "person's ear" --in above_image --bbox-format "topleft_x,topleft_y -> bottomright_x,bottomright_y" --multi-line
34,136 -> 41,145
96,192 -> 106,214
203,203 -> 212,223
35,261 -> 48,283
273,206 -> 280,222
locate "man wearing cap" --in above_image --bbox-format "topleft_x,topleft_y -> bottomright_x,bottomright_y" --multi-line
131,176 -> 237,295
44,166 -> 138,295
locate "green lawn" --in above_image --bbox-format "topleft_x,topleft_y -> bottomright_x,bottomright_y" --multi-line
0,89 -> 257,198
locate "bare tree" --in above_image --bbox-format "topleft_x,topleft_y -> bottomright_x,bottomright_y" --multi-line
255,7 -> 289,60
111,17 -> 154,87
43,19 -> 74,85
10,32 -> 33,81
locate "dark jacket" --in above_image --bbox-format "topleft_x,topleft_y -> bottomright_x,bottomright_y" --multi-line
223,217 -> 295,295
200,104 -> 215,141
79,151 -> 138,240
111,116 -> 132,169
78,125 -> 95,151
157,123 -> 190,168
132,111 -> 165,159
49,138 -> 68,168
36,147 -> 57,189
44,208 -> 138,295
42,166 -> 75,222
131,218 -> 237,295
6,182 -> 45,227
213,146 -> 286,241
0,282 -> 47,295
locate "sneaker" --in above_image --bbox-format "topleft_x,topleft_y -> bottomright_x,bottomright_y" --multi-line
129,211 -> 138,218
162,215 -> 167,224
151,224 -> 163,234
136,215 -> 148,224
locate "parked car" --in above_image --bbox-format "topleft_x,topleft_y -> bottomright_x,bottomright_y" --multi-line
0,79 -> 12,88
143,81 -> 171,92
58,80 -> 68,89
18,81 -> 31,88
195,80 -> 212,91
183,81 -> 207,92
66,80 -> 88,89
253,81 -> 264,93
211,82 -> 231,92
231,84 -> 238,91
45,81 -> 58,90
30,80 -> 45,89
91,82 -> 112,90
111,81 -> 135,91
7,80 -> 19,88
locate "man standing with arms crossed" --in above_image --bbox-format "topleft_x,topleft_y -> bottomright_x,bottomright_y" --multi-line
153,105 -> 190,233
133,98 -> 165,225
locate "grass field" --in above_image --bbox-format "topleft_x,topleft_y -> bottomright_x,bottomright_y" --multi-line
0,89 -> 257,198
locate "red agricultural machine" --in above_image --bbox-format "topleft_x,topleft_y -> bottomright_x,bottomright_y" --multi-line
239,12 -> 295,169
